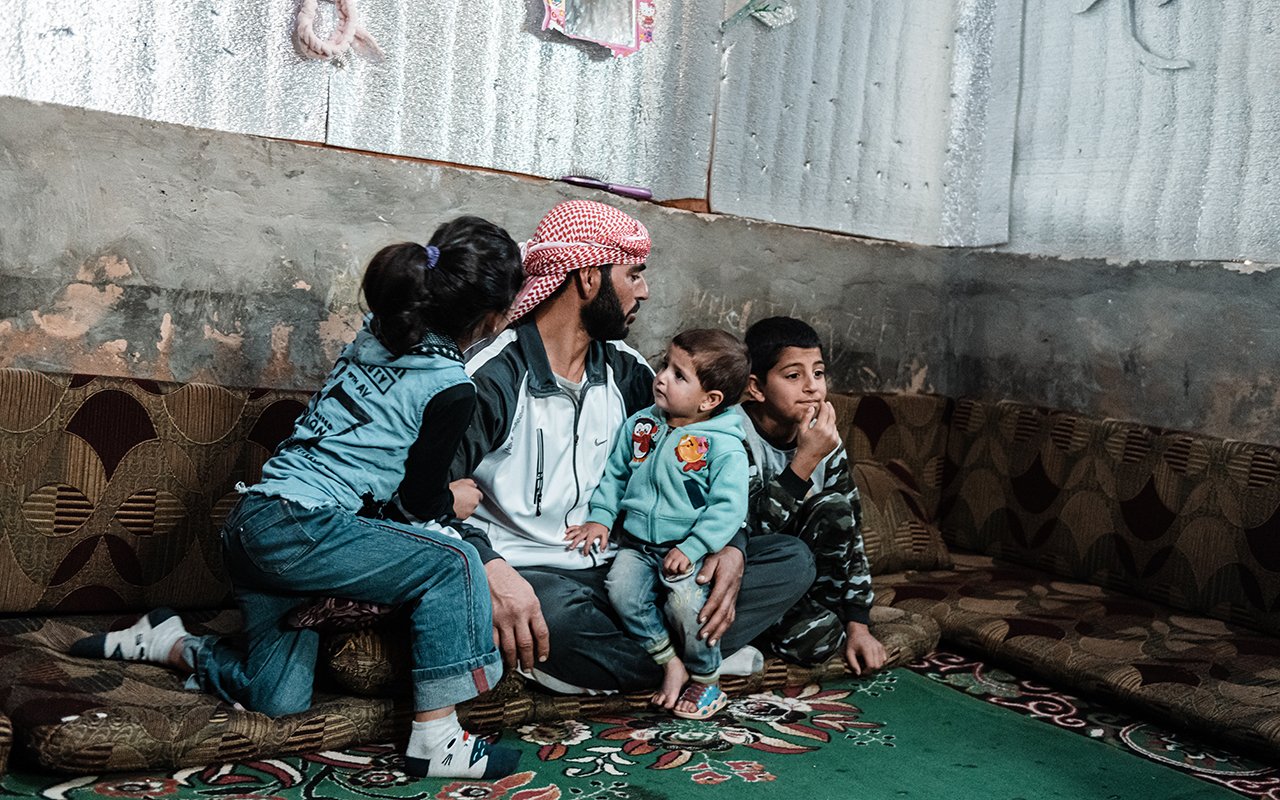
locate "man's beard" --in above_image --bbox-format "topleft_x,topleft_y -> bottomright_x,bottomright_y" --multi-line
581,272 -> 637,340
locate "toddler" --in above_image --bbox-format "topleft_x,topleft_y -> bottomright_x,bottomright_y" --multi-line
566,328 -> 750,719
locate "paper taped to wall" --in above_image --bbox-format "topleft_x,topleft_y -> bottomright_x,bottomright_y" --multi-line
543,0 -> 655,57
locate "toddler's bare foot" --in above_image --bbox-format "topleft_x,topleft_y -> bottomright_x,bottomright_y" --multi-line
651,658 -> 688,710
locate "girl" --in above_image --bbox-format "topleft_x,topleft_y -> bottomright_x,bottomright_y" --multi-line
73,216 -> 525,780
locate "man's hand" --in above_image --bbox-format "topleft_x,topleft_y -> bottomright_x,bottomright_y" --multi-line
791,401 -> 840,481
694,546 -> 744,646
564,522 -> 610,556
485,559 -> 550,672
450,478 -> 483,520
662,547 -> 692,578
844,621 -> 887,676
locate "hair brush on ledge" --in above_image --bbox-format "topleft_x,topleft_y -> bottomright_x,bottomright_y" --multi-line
560,175 -> 653,201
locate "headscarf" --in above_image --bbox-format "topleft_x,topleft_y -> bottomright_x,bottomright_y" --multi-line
507,200 -> 651,321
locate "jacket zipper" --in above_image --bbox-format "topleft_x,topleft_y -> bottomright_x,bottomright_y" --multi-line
534,428 -> 544,516
562,387 -> 587,558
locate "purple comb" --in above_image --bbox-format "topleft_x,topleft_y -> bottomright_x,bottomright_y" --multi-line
561,175 -> 653,201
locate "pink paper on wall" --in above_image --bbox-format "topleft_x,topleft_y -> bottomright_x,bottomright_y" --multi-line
543,0 -> 655,57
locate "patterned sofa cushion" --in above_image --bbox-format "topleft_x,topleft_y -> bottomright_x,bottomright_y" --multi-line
0,612 -> 400,774
831,392 -> 953,522
0,712 -> 9,776
321,604 -> 942,711
941,398 -> 1280,636
854,459 -> 952,574
0,369 -> 309,615
876,553 -> 1280,763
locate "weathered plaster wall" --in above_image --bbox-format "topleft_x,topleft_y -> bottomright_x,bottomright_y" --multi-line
3,97 -> 1279,443
0,97 -> 944,394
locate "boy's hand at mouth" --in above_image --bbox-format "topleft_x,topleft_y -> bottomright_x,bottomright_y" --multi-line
792,401 -> 839,481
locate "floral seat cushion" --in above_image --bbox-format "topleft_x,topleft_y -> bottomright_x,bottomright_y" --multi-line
0,612 -> 400,774
876,552 -> 1280,762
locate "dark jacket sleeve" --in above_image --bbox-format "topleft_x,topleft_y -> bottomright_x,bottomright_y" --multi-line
447,350 -> 525,563
387,382 -> 507,563
450,355 -> 521,482
390,382 -> 476,523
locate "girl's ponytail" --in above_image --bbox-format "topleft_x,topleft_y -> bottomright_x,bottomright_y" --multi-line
362,243 -> 435,356
362,217 -> 523,356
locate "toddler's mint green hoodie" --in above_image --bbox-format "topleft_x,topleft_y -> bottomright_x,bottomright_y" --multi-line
587,404 -> 748,563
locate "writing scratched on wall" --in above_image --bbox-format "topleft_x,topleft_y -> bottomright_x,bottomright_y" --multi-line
687,289 -> 937,350
683,289 -> 938,393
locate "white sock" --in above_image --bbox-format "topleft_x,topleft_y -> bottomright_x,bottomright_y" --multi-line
404,712 -> 520,779
721,644 -> 764,676
70,608 -> 188,665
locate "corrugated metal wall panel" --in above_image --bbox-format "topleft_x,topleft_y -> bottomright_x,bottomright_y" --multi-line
709,0 -> 1020,247
325,0 -> 721,201
6,0 -> 1277,261
940,0 -> 1022,246
0,0 -> 328,140
1007,1 -> 1280,262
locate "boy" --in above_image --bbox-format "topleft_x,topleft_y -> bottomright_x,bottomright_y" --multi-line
566,328 -> 750,719
738,316 -> 887,675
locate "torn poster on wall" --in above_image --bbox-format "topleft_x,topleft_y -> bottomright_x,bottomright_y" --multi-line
543,0 -> 655,56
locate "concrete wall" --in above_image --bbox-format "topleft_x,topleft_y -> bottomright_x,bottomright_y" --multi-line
0,97 -> 945,392
942,253 -> 1280,442
3,97 -> 1279,444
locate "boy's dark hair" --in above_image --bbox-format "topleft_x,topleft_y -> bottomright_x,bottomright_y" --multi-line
362,216 -> 524,355
671,328 -> 750,411
744,316 -> 824,378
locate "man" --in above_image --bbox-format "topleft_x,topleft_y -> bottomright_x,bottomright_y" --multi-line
446,200 -> 814,691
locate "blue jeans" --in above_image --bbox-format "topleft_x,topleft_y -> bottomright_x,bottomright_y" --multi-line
605,543 -> 720,681
189,493 -> 501,716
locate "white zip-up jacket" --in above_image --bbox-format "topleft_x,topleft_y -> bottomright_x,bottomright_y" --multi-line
450,321 -> 654,570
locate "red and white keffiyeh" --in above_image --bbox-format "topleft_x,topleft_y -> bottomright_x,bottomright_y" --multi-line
508,200 -> 651,321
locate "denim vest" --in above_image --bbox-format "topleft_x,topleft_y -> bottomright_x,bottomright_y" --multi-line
252,318 -> 469,512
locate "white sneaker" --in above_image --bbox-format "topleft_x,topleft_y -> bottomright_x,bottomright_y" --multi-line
517,666 -> 617,696
70,608 -> 188,664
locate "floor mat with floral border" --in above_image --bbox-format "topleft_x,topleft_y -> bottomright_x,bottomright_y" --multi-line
0,655 -> 1269,800
908,650 -> 1280,799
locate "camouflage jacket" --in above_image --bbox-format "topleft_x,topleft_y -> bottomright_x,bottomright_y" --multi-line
738,412 -> 874,625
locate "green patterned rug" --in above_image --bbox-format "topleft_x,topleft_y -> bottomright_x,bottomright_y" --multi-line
0,668 -> 1246,800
